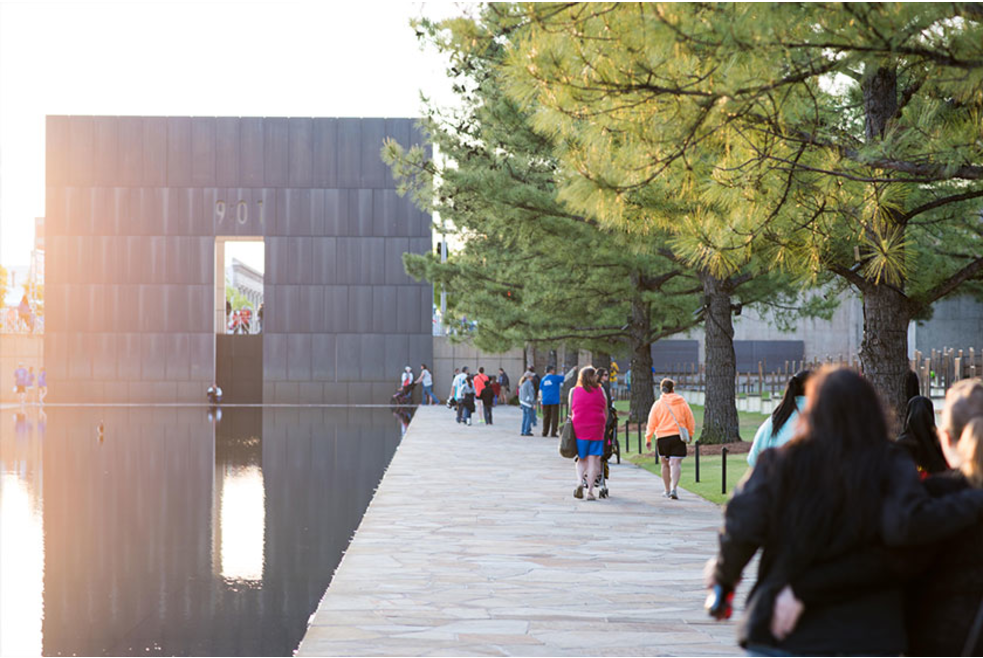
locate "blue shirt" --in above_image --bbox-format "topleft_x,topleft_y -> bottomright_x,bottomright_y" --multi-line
14,367 -> 28,387
540,374 -> 564,405
747,396 -> 807,467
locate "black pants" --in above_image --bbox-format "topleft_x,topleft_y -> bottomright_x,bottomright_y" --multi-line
542,404 -> 560,437
483,403 -> 493,425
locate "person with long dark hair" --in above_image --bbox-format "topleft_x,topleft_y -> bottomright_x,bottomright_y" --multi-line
905,380 -> 983,655
747,370 -> 811,467
897,395 -> 948,477
707,368 -> 983,656
904,369 -> 921,402
768,378 -> 983,655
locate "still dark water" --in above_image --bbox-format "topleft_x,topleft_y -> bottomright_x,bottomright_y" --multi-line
0,405 -> 411,656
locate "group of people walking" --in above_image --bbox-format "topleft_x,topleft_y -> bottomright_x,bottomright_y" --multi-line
707,367 -> 983,656
448,366 -> 509,426
12,363 -> 46,406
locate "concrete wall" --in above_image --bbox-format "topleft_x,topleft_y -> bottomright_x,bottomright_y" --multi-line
1,334 -> 43,402
677,292 -> 864,364
432,337 -> 525,401
668,291 -> 982,367
915,295 -> 983,354
45,116 -> 432,404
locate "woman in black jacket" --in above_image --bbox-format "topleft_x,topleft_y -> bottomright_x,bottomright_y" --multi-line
708,369 -> 983,655
902,381 -> 983,655
896,395 -> 948,477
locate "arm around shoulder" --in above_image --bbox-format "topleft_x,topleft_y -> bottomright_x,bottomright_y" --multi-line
881,449 -> 983,546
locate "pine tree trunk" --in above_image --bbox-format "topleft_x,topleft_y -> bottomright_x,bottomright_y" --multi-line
701,271 -> 741,444
628,294 -> 655,423
563,343 -> 580,376
860,283 -> 911,421
533,347 -> 549,379
859,64 -> 912,421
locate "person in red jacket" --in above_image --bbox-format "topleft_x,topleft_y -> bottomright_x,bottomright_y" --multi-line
473,367 -> 490,425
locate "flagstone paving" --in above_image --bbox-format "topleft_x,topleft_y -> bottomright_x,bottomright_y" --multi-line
296,406 -> 747,656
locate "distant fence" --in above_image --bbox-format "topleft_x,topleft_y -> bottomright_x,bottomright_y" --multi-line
609,348 -> 983,406
610,356 -> 861,403
913,348 -> 983,397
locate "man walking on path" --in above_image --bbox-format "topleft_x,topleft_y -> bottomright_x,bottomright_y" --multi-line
416,364 -> 439,405
540,365 -> 564,438
497,368 -> 510,404
452,367 -> 470,423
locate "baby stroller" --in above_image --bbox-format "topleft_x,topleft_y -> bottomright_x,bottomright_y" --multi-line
579,409 -> 619,499
390,382 -> 416,407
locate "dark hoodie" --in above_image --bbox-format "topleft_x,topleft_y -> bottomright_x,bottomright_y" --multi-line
897,396 -> 949,476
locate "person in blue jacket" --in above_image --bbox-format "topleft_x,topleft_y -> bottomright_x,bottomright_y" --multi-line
747,370 -> 812,467
539,364 -> 565,438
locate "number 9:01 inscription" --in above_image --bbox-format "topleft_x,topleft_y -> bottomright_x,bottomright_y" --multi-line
215,200 -> 265,225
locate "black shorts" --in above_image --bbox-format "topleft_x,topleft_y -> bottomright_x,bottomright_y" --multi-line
657,435 -> 687,459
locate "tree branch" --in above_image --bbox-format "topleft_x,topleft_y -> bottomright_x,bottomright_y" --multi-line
899,188 -> 983,223
914,256 -> 983,312
829,263 -> 869,292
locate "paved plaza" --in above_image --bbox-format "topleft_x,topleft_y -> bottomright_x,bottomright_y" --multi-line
297,406 -> 746,656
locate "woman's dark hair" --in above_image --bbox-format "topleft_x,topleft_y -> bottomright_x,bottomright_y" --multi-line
903,370 -> 920,402
660,378 -> 675,393
775,368 -> 891,559
771,370 -> 812,436
897,396 -> 948,474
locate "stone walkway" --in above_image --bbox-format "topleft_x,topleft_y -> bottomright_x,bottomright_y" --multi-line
296,406 -> 745,656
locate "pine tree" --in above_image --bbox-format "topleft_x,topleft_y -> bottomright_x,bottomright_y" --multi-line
383,7 -> 706,421
385,5 -> 821,437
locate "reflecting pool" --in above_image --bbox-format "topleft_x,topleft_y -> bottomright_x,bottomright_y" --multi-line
0,405 -> 410,656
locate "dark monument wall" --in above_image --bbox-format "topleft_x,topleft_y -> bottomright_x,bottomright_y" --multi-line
45,116 -> 432,403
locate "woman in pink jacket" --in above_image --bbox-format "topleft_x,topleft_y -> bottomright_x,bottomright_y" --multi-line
570,366 -> 609,500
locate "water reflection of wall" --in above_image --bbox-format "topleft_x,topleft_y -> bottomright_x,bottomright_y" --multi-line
259,407 -> 402,651
29,406 -> 402,656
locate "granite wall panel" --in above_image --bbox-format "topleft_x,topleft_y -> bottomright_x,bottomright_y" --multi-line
46,116 -> 431,403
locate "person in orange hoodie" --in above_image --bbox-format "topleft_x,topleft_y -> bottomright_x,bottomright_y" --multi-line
645,378 -> 696,500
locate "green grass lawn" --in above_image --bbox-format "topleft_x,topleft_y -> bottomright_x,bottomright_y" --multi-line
627,453 -> 751,505
612,400 -> 770,442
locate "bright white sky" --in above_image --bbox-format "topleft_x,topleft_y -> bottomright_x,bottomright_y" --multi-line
0,0 -> 463,269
